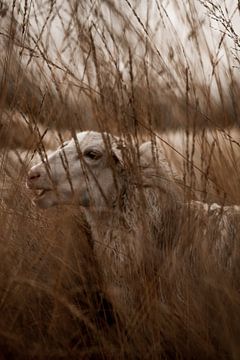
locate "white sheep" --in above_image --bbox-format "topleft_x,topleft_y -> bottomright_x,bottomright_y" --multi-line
26,131 -> 240,313
26,131 -> 183,310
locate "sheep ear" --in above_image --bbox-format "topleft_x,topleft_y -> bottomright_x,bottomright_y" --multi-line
111,140 -> 126,166
139,141 -> 156,167
139,141 -> 167,168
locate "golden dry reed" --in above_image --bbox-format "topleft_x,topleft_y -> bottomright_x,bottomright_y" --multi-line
1,1 -> 240,359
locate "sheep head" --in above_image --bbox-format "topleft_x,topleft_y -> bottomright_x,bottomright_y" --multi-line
26,131 -> 125,209
26,131 -> 180,209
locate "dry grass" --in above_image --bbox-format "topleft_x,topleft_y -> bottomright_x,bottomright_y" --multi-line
1,0 -> 240,359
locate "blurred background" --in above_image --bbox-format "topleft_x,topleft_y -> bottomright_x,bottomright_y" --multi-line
1,0 -> 240,136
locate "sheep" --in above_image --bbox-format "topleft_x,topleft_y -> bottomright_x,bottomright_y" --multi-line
26,130 -> 240,315
26,131 -> 184,310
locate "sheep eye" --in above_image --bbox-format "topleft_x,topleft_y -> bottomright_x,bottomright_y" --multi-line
84,150 -> 102,160
59,141 -> 69,149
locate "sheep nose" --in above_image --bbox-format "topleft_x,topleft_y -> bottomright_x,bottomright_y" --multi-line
27,169 -> 41,185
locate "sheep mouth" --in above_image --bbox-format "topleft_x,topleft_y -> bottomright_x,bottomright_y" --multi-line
33,189 -> 52,201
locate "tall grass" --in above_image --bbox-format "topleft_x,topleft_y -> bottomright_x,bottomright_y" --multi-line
1,0 -> 240,359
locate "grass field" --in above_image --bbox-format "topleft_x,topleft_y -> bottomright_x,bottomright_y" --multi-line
1,1 -> 240,359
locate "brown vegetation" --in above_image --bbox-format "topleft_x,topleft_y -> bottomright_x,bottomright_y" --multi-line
1,1 -> 240,359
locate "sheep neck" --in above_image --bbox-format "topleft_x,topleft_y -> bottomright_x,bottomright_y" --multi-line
82,176 -> 181,252
82,170 -> 182,312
